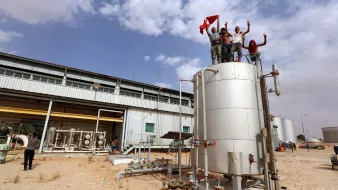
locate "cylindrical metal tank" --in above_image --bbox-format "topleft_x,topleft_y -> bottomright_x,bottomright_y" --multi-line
47,127 -> 57,144
271,117 -> 284,142
192,62 -> 264,175
322,127 -> 338,143
282,119 -> 296,143
68,128 -> 76,145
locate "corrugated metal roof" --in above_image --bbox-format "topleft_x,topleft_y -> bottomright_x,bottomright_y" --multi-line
0,52 -> 193,97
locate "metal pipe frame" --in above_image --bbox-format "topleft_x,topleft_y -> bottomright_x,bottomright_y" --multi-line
301,114 -> 308,140
201,67 -> 218,190
121,110 -> 128,151
194,76 -> 199,189
39,99 -> 53,154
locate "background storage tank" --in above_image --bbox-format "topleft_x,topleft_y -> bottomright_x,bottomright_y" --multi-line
282,119 -> 296,143
271,116 -> 284,142
322,127 -> 338,143
192,62 -> 265,175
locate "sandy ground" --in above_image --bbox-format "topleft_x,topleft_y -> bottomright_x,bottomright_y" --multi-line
0,147 -> 337,190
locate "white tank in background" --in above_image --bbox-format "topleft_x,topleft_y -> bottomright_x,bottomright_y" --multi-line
192,62 -> 265,175
271,116 -> 284,142
283,119 -> 296,143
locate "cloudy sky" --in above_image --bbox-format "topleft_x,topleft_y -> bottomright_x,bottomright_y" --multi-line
0,0 -> 337,138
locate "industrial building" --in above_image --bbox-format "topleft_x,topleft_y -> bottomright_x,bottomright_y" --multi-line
322,127 -> 338,143
0,52 -> 194,154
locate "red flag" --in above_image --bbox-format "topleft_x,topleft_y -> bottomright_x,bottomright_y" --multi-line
199,15 -> 219,34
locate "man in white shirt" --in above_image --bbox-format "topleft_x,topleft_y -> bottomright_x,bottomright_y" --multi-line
205,16 -> 222,65
225,21 -> 250,62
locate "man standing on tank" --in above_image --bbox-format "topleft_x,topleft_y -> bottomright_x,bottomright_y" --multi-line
220,22 -> 233,62
225,20 -> 250,62
23,132 -> 39,171
205,16 -> 222,65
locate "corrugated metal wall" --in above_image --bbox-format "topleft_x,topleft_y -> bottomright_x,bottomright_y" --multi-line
0,75 -> 193,115
125,108 -> 194,146
322,127 -> 338,143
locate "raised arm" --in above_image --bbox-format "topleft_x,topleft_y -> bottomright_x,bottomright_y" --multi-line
217,16 -> 220,32
242,20 -> 250,36
224,21 -> 232,36
257,33 -> 267,47
242,37 -> 248,49
206,26 -> 211,36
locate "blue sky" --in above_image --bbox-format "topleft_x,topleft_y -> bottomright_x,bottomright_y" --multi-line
1,0 -> 338,138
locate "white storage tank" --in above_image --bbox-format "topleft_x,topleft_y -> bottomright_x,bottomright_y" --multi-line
271,116 -> 284,142
192,62 -> 264,175
322,127 -> 338,143
282,119 -> 296,143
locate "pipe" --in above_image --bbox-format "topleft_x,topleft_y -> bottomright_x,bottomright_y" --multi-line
201,67 -> 218,190
261,128 -> 270,190
95,109 -> 123,133
179,79 -> 193,182
260,77 -> 279,190
15,134 -> 28,147
39,99 -> 53,154
121,110 -> 127,151
116,166 -> 192,180
194,76 -> 200,189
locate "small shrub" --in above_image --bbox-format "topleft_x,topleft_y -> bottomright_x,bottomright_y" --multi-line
42,157 -> 47,161
52,172 -> 61,180
118,182 -> 123,189
39,173 -> 44,182
13,175 -> 20,183
88,155 -> 93,162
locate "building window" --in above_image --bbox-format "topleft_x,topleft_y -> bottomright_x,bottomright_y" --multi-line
144,94 -> 158,101
65,80 -> 91,90
33,75 -> 62,85
159,97 -> 169,103
145,123 -> 155,133
98,87 -> 115,93
183,126 -> 190,133
120,89 -> 142,98
170,98 -> 189,106
0,68 -> 32,80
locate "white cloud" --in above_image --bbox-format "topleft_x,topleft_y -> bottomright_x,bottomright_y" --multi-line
0,29 -> 23,43
110,0 -> 338,138
156,54 -> 202,92
144,56 -> 150,62
99,0 -> 120,16
155,54 -> 166,62
0,18 -> 7,23
155,82 -> 172,89
0,0 -> 95,24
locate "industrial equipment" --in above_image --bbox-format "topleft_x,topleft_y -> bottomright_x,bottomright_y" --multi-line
0,127 -> 12,164
43,127 -> 108,153
183,61 -> 281,190
330,145 -> 338,170
282,119 -> 296,143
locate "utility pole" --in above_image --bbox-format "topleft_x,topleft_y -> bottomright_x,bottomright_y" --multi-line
301,114 -> 308,140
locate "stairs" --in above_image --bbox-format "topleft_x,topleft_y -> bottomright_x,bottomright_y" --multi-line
122,144 -> 134,155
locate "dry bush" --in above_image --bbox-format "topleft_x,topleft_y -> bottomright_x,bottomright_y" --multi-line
39,173 -> 44,182
13,175 -> 20,183
118,182 -> 123,189
51,172 -> 61,181
101,164 -> 105,168
42,157 -> 47,161
88,155 -> 93,163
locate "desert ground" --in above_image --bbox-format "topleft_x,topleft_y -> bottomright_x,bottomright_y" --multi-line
0,146 -> 337,190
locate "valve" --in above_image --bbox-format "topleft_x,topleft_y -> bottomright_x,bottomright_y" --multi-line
203,140 -> 216,148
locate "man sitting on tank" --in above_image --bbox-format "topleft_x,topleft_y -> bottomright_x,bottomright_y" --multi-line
224,20 -> 250,62
205,16 -> 222,65
242,33 -> 267,64
220,23 -> 233,62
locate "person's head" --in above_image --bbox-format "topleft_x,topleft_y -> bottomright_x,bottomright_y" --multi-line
211,27 -> 216,33
220,28 -> 226,34
235,26 -> 240,33
33,132 -> 38,138
249,40 -> 257,48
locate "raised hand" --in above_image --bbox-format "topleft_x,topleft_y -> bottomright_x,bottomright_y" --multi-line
225,21 -> 228,26
247,20 -> 250,26
263,33 -> 267,38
